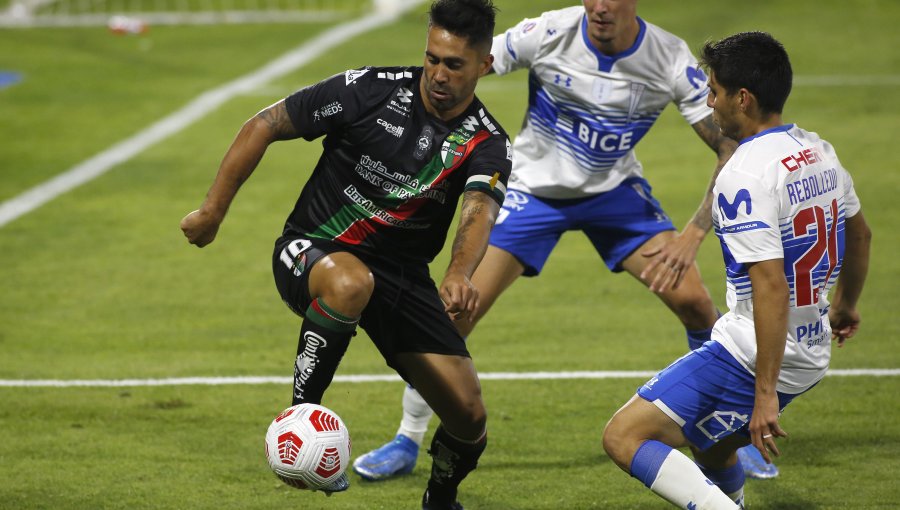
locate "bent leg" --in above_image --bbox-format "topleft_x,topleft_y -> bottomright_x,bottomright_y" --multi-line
603,396 -> 739,509
621,231 -> 718,338
454,245 -> 524,337
395,352 -> 487,507
353,247 -> 521,481
692,435 -> 748,505
292,252 -> 373,405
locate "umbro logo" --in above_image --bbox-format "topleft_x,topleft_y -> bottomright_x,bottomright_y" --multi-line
397,87 -> 413,104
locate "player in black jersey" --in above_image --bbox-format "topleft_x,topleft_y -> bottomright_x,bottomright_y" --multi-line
181,1 -> 509,509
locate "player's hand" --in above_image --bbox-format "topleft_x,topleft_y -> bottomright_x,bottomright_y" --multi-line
749,392 -> 788,463
640,227 -> 703,293
439,272 -> 479,323
180,209 -> 222,248
829,306 -> 861,347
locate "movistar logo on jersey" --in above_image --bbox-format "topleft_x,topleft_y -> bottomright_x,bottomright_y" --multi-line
717,189 -> 752,220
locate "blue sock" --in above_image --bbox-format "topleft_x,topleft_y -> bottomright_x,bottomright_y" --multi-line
686,327 -> 712,351
630,440 -> 672,488
686,309 -> 722,351
698,461 -> 745,496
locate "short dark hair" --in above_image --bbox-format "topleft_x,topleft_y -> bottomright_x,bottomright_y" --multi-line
700,31 -> 793,115
429,0 -> 497,52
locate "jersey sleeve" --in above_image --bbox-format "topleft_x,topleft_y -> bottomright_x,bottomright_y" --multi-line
669,41 -> 712,125
491,15 -> 547,75
715,169 -> 784,264
463,134 -> 513,206
283,68 -> 372,141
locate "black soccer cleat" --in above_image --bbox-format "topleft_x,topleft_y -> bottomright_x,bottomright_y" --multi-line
422,489 -> 464,510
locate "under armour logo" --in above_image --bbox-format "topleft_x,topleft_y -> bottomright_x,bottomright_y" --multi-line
554,74 -> 572,87
717,189 -> 752,220
547,29 -> 556,36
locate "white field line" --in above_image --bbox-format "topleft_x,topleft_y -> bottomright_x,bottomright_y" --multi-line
1,369 -> 897,388
0,0 -> 426,228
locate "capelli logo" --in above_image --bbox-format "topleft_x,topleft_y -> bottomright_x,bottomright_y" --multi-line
377,118 -> 405,138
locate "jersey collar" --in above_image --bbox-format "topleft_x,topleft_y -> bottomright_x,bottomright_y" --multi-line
739,124 -> 795,145
581,15 -> 646,73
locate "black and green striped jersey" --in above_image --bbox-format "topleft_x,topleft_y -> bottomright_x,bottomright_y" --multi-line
282,66 -> 512,264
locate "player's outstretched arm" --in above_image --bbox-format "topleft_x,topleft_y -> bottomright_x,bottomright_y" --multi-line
440,190 -> 499,323
181,100 -> 299,247
747,258 -> 790,463
829,211 -> 872,346
641,115 -> 738,292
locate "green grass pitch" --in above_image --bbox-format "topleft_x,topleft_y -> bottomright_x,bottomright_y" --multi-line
1,1 -> 898,508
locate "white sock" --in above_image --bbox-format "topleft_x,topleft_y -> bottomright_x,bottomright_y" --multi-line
649,449 -> 739,509
633,440 -> 739,509
396,385 -> 433,445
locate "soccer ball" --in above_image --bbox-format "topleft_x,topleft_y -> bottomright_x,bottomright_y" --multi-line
264,403 -> 351,490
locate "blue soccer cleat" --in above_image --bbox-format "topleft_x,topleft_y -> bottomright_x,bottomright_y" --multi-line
737,444 -> 779,479
317,472 -> 350,496
352,434 -> 419,481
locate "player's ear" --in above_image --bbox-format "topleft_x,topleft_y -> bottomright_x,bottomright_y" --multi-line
738,88 -> 750,113
478,53 -> 494,78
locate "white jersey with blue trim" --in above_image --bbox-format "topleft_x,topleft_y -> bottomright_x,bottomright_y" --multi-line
711,124 -> 861,394
491,6 -> 711,199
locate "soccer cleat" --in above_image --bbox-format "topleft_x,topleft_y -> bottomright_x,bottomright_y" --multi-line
316,472 -> 350,497
737,444 -> 779,479
352,434 -> 419,481
422,489 -> 464,510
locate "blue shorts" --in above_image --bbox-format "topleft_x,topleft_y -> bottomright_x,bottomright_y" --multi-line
637,341 -> 807,451
490,177 -> 675,276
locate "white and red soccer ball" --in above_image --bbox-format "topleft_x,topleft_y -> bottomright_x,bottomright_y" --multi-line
264,403 -> 351,490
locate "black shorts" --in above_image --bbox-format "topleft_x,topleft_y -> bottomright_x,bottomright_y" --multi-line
272,236 -> 469,369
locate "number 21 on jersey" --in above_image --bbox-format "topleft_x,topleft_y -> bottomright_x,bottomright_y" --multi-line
791,199 -> 840,307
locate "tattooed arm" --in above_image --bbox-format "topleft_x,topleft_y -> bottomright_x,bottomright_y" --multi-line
641,114 -> 739,292
181,100 -> 299,247
440,190 -> 500,322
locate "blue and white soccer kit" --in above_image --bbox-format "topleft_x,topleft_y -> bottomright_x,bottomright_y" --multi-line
639,125 -> 862,450
489,7 -> 712,272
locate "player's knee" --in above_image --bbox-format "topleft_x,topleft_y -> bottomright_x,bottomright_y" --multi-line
444,396 -> 487,439
323,267 -> 374,313
601,416 -> 634,470
668,287 -> 717,329
601,419 -> 621,459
